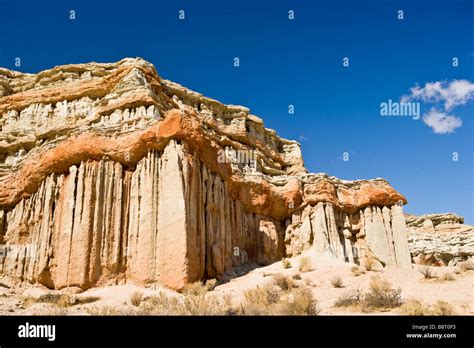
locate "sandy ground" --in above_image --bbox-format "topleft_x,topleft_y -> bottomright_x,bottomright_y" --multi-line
1,253 -> 473,315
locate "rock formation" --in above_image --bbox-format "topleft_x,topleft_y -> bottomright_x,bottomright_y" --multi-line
0,58 -> 412,290
406,213 -> 474,266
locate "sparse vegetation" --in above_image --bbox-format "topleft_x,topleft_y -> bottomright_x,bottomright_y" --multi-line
364,257 -> 377,271
330,276 -> 343,288
334,289 -> 362,308
282,258 -> 292,269
272,274 -> 294,291
23,293 -> 100,308
400,299 -> 455,316
363,276 -> 402,310
399,299 -> 428,315
334,276 -> 401,311
240,282 -> 319,315
430,301 -> 455,315
93,276 -> 324,316
351,266 -> 365,277
130,291 -> 143,307
441,272 -> 455,281
419,266 -> 437,279
299,256 -> 313,272
181,279 -> 217,296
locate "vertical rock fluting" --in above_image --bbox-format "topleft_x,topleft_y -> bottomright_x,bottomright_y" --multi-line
0,141 -> 285,290
285,202 -> 411,268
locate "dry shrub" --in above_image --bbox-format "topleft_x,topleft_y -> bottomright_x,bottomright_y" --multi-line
241,283 -> 318,315
330,276 -> 344,288
399,299 -> 430,315
364,257 -> 377,271
363,276 -> 401,310
334,289 -> 362,307
181,279 -> 216,296
431,301 -> 455,315
272,274 -> 294,291
400,299 -> 455,316
86,305 -> 137,316
243,284 -> 280,308
24,293 -> 99,308
419,266 -> 436,279
130,291 -> 143,307
282,258 -> 292,269
276,287 -> 319,315
299,256 -> 313,272
140,291 -> 233,316
335,277 -> 401,311
441,272 -> 455,281
351,266 -> 365,277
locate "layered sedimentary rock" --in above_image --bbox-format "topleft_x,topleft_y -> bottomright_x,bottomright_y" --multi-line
0,58 -> 411,290
406,213 -> 474,266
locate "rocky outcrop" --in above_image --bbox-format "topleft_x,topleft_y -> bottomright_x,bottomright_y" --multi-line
406,213 -> 474,266
285,202 -> 411,268
0,58 -> 412,290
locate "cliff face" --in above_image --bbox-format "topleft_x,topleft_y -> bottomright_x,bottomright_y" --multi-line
406,213 -> 474,266
0,58 -> 411,290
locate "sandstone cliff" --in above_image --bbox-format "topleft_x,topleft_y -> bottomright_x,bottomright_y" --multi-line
406,213 -> 474,266
0,58 -> 411,290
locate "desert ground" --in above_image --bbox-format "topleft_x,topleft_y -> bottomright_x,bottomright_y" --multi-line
1,252 -> 473,316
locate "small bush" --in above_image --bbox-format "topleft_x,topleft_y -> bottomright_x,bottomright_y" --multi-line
363,276 -> 402,310
334,289 -> 362,307
430,301 -> 455,315
351,266 -> 365,277
276,287 -> 319,315
130,291 -> 143,307
244,284 -> 280,307
204,279 -> 218,291
272,274 -> 294,291
299,256 -> 313,272
400,299 -> 430,316
181,280 -> 215,296
330,276 -> 344,288
419,266 -> 436,279
241,284 -> 318,315
441,272 -> 455,281
400,299 -> 455,316
57,294 -> 77,307
364,257 -> 377,271
23,292 -> 100,308
282,258 -> 292,269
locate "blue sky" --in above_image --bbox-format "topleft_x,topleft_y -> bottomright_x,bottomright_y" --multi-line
1,0 -> 473,222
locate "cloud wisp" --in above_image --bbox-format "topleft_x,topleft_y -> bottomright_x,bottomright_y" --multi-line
422,108 -> 463,134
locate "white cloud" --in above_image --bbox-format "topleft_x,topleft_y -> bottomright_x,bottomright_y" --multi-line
298,135 -> 308,142
422,108 -> 462,134
402,79 -> 474,110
